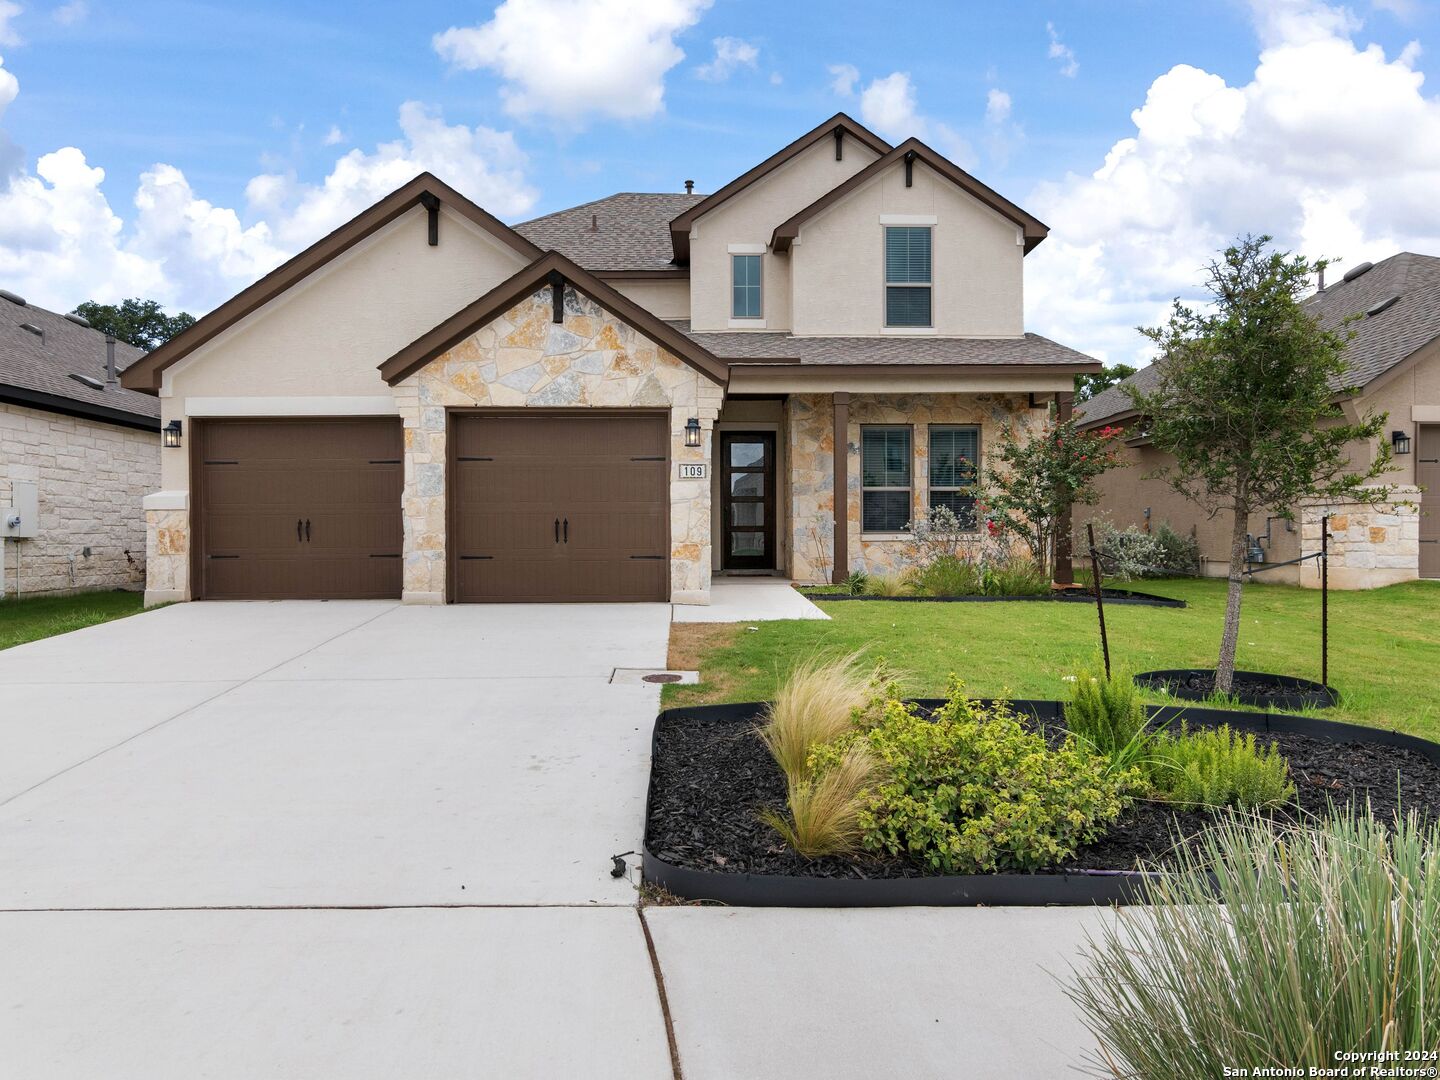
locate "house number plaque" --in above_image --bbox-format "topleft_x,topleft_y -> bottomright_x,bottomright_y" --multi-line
678,463 -> 707,479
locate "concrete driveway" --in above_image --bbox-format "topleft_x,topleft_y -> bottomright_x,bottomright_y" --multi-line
0,600 -> 1103,1079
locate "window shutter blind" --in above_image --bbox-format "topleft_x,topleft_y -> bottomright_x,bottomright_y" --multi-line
885,227 -> 932,283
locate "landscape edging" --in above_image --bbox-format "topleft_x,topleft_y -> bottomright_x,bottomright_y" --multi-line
642,699 -> 1440,908
798,590 -> 1186,609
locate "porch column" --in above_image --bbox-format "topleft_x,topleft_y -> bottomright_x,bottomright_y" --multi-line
832,392 -> 850,584
1054,390 -> 1075,585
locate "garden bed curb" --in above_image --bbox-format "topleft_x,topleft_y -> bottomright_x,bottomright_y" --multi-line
1135,669 -> 1340,710
643,699 -> 1440,908
798,589 -> 1186,609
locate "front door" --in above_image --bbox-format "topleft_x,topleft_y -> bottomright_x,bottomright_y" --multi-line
721,432 -> 776,570
1419,425 -> 1440,578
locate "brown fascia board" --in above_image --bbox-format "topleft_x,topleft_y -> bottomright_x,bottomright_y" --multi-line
771,138 -> 1049,254
667,113 -> 892,264
593,268 -> 689,280
378,250 -> 730,386
120,173 -> 543,394
728,361 -> 1101,378
1076,407 -> 1141,432
0,384 -> 161,432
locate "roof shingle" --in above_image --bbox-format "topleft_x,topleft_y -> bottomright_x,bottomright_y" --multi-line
512,193 -> 700,272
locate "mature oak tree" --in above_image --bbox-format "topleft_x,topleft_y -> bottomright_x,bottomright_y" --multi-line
1127,236 -> 1394,694
1075,363 -> 1138,401
70,298 -> 196,352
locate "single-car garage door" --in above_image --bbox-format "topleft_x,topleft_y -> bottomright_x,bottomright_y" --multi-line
450,413 -> 668,602
194,418 -> 403,600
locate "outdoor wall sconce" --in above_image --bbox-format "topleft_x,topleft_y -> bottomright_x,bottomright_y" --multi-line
684,417 -> 701,448
163,419 -> 183,448
1392,429 -> 1412,455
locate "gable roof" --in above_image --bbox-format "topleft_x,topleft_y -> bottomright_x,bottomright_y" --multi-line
514,193 -> 701,273
378,250 -> 730,386
121,173 -> 541,395
771,137 -> 1049,254
667,113 -> 892,264
1077,251 -> 1440,430
1,295 -> 158,429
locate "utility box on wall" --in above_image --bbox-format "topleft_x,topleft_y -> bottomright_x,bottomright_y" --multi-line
2,480 -> 38,538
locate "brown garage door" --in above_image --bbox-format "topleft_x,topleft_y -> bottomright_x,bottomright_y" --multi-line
450,413 -> 668,602
1421,425 -> 1440,579
194,418 -> 403,600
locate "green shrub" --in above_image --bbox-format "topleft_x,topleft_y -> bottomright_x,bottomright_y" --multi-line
1068,811 -> 1440,1077
1093,521 -> 1200,579
1147,722 -> 1295,810
1064,668 -> 1156,774
842,570 -> 869,596
814,679 -> 1133,872
903,554 -> 981,597
982,555 -> 1050,596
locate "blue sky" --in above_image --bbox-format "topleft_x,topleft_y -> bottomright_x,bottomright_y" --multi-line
2,0 -> 1440,364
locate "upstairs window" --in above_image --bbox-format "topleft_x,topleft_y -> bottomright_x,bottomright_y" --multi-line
928,425 -> 980,528
732,254 -> 763,319
884,226 -> 932,327
861,426 -> 912,532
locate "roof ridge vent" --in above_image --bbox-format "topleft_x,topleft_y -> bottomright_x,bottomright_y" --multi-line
19,322 -> 43,341
0,288 -> 26,306
1366,294 -> 1400,318
69,372 -> 105,391
1342,261 -> 1374,283
65,313 -> 90,327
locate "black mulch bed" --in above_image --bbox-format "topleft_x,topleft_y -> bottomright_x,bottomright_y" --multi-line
799,587 -> 1185,609
645,709 -> 1440,880
1136,668 -> 1339,710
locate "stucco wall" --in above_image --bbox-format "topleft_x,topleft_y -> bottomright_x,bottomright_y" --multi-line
790,161 -> 1025,337
606,277 -> 691,320
393,286 -> 723,604
786,392 -> 1040,582
688,138 -> 881,333
1,402 -> 155,597
1347,339 -> 1440,486
158,205 -> 528,494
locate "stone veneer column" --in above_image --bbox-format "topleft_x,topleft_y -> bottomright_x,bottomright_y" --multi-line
831,392 -> 849,584
1053,391 -> 1075,585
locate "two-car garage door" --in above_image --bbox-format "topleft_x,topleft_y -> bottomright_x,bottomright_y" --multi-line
191,414 -> 668,602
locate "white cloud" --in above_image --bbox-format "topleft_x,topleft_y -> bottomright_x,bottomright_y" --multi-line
0,52 -> 16,119
0,98 -> 538,313
52,0 -> 86,26
827,62 -> 859,97
1047,22 -> 1078,77
433,0 -> 711,124
985,88 -> 1011,125
853,69 -> 973,165
1024,0 -> 1440,365
322,124 -> 345,146
0,1 -> 22,46
696,36 -> 757,82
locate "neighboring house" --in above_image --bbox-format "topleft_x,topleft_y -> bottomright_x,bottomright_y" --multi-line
1,293 -> 160,597
121,113 -> 1099,606
1077,252 -> 1439,588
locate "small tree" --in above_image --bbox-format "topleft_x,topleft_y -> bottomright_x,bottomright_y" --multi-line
983,417 -> 1123,578
71,298 -> 196,352
1075,362 -> 1138,401
1128,236 -> 1394,694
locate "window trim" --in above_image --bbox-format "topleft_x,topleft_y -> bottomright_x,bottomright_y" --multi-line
882,224 -> 934,329
860,424 -> 914,535
731,253 -> 764,320
927,424 -> 981,530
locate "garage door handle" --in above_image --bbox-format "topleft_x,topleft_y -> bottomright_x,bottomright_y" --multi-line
297,518 -> 303,542
305,519 -> 311,542
563,518 -> 569,543
554,518 -> 560,543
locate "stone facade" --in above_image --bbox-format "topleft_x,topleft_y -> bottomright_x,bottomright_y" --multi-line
787,392 -> 1040,582
392,285 -> 723,603
1297,487 -> 1421,590
1,401 -> 155,597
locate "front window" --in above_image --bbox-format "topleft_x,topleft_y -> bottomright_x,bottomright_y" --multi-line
885,226 -> 932,327
861,426 -> 912,532
732,254 -> 762,319
929,425 -> 979,528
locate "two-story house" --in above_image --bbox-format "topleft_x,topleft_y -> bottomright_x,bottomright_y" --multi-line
120,114 -> 1099,606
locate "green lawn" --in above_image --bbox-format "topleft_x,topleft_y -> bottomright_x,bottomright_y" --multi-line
665,578 -> 1440,739
0,590 -> 146,650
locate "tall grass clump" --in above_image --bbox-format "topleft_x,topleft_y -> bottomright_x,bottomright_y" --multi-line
757,652 -> 879,782
760,743 -> 879,857
903,554 -> 981,597
1067,810 -> 1440,1076
1148,723 -> 1295,811
862,574 -> 907,597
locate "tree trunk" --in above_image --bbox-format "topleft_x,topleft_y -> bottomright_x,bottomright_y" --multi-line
1216,505 -> 1250,695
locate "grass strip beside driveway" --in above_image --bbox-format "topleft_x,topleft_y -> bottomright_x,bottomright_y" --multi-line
665,578 -> 1440,739
0,591 -> 146,651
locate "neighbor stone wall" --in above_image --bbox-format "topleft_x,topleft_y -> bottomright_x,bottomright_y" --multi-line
1297,487 -> 1421,590
1,401 -> 155,597
787,392 -> 1041,583
393,285 -> 723,603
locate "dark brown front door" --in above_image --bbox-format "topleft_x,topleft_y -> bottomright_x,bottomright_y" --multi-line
450,412 -> 669,602
194,418 -> 403,600
721,432 -> 775,570
1420,425 -> 1440,579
